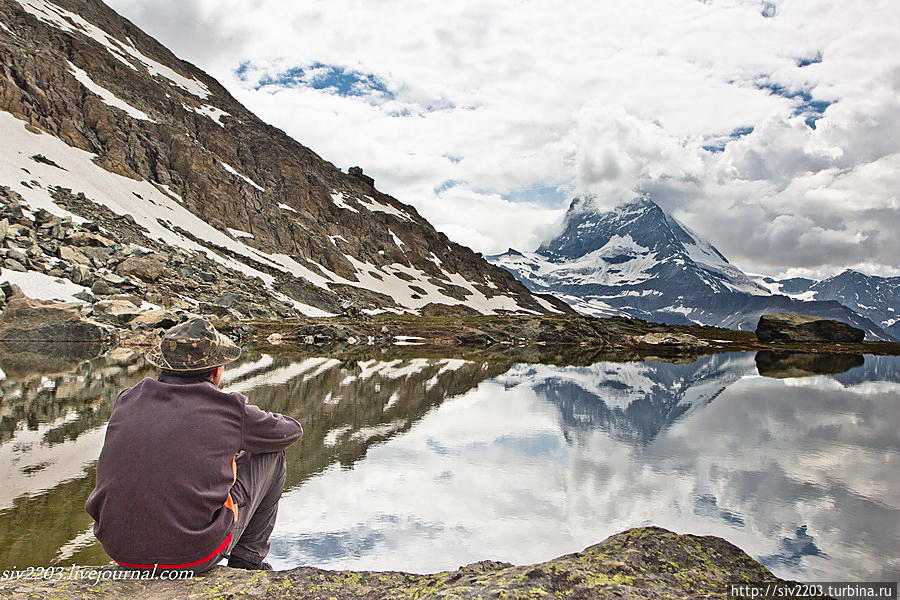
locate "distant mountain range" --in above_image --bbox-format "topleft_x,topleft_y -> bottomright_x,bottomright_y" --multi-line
489,196 -> 895,340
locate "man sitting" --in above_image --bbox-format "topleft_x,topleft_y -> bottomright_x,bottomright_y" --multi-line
85,318 -> 303,571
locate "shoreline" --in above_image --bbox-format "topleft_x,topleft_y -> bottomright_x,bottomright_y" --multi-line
213,313 -> 900,358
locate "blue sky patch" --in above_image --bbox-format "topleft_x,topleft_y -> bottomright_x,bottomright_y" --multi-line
796,52 -> 823,67
502,185 -> 569,208
755,80 -> 833,129
702,126 -> 755,153
434,179 -> 465,194
237,61 -> 394,99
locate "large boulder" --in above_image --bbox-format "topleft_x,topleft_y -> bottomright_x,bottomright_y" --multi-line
756,313 -> 865,343
0,296 -> 118,343
115,255 -> 167,282
90,298 -> 142,325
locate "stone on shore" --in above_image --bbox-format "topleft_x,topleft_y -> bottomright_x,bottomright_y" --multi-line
0,527 -> 787,600
756,313 -> 865,343
636,332 -> 709,348
0,295 -> 118,343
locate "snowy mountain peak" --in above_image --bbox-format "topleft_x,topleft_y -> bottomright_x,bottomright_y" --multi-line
532,195 -> 762,295
489,196 -> 892,338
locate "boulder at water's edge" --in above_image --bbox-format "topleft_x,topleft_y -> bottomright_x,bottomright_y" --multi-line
756,313 -> 865,343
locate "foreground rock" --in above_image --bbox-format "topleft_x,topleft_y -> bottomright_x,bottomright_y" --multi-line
1,527 -> 791,600
756,313 -> 866,344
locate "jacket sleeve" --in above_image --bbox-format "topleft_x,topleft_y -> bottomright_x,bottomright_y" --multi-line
240,398 -> 303,453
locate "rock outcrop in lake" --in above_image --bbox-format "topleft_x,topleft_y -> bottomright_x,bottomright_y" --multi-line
756,313 -> 866,344
0,527 -> 788,600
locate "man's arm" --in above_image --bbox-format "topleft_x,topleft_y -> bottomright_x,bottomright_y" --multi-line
241,400 -> 303,453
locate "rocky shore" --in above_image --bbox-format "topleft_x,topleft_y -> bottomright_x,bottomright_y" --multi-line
1,527 -> 802,600
233,313 -> 900,358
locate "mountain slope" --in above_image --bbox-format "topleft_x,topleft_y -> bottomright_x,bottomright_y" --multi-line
489,196 -> 892,339
0,0 -> 564,318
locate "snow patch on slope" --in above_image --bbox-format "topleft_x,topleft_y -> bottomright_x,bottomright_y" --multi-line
330,191 -> 359,213
67,61 -> 154,122
389,229 -> 405,250
358,195 -> 413,221
219,161 -> 264,191
226,227 -> 253,239
184,103 -> 230,127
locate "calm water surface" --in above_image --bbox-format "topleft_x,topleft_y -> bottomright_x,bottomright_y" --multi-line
0,346 -> 897,581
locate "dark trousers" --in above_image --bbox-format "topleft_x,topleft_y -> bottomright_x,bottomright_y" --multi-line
189,450 -> 287,572
225,450 -> 287,564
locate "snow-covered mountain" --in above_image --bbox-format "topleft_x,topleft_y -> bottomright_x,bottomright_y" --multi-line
0,0 -> 564,318
756,270 -> 900,339
489,196 -> 893,339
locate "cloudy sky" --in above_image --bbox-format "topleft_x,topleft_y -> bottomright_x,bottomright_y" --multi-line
105,0 -> 900,278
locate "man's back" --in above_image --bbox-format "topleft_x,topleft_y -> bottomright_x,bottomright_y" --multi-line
86,373 -> 301,567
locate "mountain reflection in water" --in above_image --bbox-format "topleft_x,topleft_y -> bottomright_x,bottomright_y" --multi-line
0,347 -> 897,582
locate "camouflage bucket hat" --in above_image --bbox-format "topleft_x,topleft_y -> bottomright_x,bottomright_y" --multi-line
146,317 -> 241,371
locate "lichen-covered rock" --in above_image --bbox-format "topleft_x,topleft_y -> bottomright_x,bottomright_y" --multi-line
0,527 -> 790,600
756,313 -> 865,343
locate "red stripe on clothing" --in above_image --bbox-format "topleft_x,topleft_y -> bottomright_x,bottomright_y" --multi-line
114,532 -> 233,569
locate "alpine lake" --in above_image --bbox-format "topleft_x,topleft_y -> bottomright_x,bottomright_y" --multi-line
0,342 -> 897,582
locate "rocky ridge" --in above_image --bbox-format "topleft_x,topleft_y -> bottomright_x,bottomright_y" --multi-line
0,0 -> 563,317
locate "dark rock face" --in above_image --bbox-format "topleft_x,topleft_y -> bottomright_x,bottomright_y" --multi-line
756,313 -> 866,344
0,527 -> 786,599
0,0 -> 551,317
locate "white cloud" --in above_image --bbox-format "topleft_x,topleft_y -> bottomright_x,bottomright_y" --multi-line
105,0 -> 900,276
